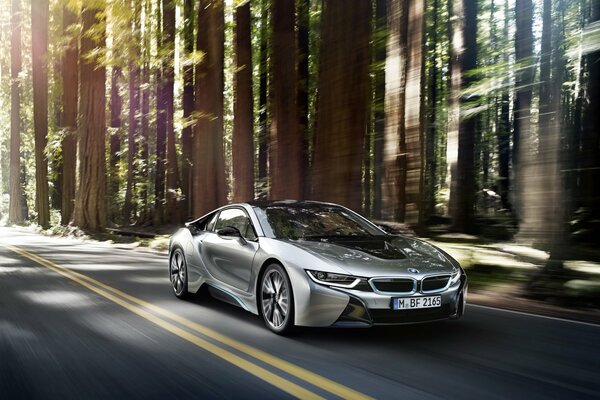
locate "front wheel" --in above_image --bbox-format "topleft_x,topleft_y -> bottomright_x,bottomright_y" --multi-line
170,248 -> 189,299
260,264 -> 294,334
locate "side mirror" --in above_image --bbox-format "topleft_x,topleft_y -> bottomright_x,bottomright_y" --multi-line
217,226 -> 247,244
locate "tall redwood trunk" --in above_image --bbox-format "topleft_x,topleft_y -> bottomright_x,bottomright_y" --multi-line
425,0 -> 439,219
124,0 -> 141,223
270,0 -> 302,200
31,0 -> 50,228
312,0 -> 371,212
60,6 -> 78,225
232,2 -> 254,202
155,2 -> 166,224
193,0 -> 226,217
497,0 -> 511,210
181,0 -> 195,219
139,0 -> 151,221
257,0 -> 268,182
513,0 -> 534,219
381,0 -> 407,220
404,0 -> 425,225
581,0 -> 600,216
73,1 -> 107,230
297,0 -> 310,198
372,0 -> 387,219
8,0 -> 24,224
164,0 -> 180,222
450,0 -> 477,233
108,66 -> 121,221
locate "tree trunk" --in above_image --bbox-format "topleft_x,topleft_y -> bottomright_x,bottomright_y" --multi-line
404,0 -> 425,226
381,0 -> 407,221
59,6 -> 78,225
181,0 -> 194,220
450,0 -> 477,233
269,0 -> 302,200
164,0 -> 180,223
31,0 -> 50,228
372,0 -> 387,220
232,2 -> 254,203
445,0 -> 461,220
124,0 -> 141,223
193,0 -> 226,217
297,0 -> 310,199
513,0 -> 534,220
425,0 -> 439,220
8,0 -> 24,224
582,0 -> 600,216
139,0 -> 151,221
154,2 -> 166,224
73,1 -> 107,231
109,66 -> 121,222
312,0 -> 371,212
257,0 -> 268,183
496,0 -> 511,210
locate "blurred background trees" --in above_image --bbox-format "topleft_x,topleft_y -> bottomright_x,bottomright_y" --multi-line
0,0 -> 598,257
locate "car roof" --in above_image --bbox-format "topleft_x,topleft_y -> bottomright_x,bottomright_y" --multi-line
245,199 -> 341,209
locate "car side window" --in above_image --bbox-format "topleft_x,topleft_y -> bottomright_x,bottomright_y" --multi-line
206,212 -> 219,232
214,208 -> 257,240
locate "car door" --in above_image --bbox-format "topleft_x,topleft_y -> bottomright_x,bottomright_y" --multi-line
201,207 -> 259,291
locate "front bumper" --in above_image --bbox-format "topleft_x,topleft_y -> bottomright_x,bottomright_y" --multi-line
293,272 -> 467,327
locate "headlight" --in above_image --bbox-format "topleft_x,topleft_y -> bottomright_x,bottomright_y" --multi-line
306,270 -> 365,289
449,269 -> 462,285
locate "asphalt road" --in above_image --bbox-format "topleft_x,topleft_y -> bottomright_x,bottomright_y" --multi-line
1,227 -> 599,400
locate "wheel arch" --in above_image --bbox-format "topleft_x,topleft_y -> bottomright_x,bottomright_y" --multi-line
255,257 -> 285,318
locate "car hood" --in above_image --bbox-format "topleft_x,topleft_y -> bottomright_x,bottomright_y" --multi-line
288,236 -> 456,277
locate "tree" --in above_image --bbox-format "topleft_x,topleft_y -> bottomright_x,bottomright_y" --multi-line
109,65 -> 121,220
297,0 -> 310,198
257,0 -> 268,183
164,0 -> 180,223
425,0 -> 438,219
496,0 -> 511,210
154,1 -> 166,224
8,0 -> 23,224
31,0 -> 49,228
181,0 -> 195,219
123,0 -> 141,223
513,0 -> 534,219
232,1 -> 254,202
269,0 -> 302,200
312,0 -> 371,212
404,0 -> 425,225
381,0 -> 407,221
60,5 -> 78,225
450,0 -> 477,233
581,0 -> 600,216
193,0 -> 226,217
72,1 -> 107,230
372,0 -> 387,219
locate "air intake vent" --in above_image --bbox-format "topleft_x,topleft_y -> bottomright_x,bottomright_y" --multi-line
371,278 -> 415,293
422,275 -> 450,292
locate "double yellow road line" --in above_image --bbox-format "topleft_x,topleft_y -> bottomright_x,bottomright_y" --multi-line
5,244 -> 372,400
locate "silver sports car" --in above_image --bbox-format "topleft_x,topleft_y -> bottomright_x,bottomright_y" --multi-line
168,200 -> 467,334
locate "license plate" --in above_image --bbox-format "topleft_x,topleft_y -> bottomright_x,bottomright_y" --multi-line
393,296 -> 441,310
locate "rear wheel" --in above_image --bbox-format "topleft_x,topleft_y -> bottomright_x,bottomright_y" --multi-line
260,264 -> 294,334
170,248 -> 189,298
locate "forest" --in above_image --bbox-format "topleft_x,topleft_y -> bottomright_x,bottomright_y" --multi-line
0,0 -> 599,265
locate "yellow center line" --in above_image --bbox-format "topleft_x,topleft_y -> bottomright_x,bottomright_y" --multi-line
6,244 -> 323,400
6,244 -> 374,400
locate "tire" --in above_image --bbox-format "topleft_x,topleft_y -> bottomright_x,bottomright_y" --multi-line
170,248 -> 189,299
259,264 -> 295,334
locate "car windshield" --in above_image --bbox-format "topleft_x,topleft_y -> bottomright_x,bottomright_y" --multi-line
254,204 -> 382,240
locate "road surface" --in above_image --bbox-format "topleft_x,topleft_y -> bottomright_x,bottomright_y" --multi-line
1,227 -> 599,399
